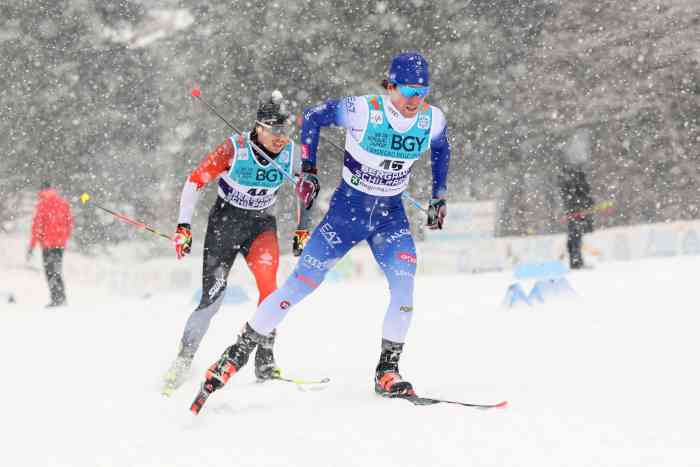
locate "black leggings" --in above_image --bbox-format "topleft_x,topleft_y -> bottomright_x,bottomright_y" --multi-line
179,200 -> 279,355
42,248 -> 66,305
566,220 -> 585,269
198,200 -> 277,309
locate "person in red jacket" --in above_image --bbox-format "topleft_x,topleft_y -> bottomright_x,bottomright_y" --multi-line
27,181 -> 73,307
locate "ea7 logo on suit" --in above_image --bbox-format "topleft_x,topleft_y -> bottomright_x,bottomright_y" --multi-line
320,223 -> 342,246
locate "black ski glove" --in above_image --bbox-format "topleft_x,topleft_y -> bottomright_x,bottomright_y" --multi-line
426,199 -> 447,230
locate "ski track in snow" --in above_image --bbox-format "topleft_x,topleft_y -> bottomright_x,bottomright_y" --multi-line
1,255 -> 699,467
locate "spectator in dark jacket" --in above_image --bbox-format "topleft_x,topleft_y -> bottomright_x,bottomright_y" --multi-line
27,182 -> 73,307
559,165 -> 594,269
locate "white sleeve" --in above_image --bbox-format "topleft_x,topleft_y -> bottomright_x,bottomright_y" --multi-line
291,143 -> 302,176
336,96 -> 369,143
430,106 -> 447,141
177,180 -> 200,225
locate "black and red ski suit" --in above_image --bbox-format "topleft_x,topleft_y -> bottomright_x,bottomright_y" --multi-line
176,132 -> 308,356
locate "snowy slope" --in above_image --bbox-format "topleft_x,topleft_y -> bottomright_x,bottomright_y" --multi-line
1,254 -> 699,467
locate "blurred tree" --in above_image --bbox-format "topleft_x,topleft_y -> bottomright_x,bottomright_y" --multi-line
1,0 -> 697,251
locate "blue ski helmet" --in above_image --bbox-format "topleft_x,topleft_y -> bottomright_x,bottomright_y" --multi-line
388,52 -> 429,86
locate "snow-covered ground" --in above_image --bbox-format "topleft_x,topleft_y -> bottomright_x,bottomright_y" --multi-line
1,249 -> 699,467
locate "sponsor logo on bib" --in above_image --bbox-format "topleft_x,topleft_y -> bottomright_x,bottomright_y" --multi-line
370,110 -> 384,125
417,115 -> 430,130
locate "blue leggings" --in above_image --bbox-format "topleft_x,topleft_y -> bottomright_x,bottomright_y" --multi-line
249,181 -> 417,343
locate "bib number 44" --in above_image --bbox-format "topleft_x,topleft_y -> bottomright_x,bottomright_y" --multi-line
247,188 -> 269,196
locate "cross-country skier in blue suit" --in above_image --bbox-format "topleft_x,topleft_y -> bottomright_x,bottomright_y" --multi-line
191,52 -> 451,413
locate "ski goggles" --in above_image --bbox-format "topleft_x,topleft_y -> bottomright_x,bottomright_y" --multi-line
256,121 -> 294,137
394,83 -> 431,99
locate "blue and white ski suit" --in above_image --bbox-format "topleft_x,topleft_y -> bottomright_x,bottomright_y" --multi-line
249,95 -> 451,343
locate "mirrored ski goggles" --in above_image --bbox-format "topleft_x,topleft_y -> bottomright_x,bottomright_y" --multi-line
256,121 -> 294,137
394,83 -> 431,99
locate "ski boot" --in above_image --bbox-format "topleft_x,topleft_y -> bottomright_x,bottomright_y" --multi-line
162,344 -> 195,396
374,339 -> 415,398
254,329 -> 281,381
190,323 -> 267,414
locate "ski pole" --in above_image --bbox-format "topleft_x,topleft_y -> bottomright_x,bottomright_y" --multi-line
191,88 -> 428,213
558,200 -> 615,224
79,193 -> 174,241
190,89 -> 298,186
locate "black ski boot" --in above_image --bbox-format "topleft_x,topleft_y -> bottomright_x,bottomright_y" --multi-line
374,339 -> 415,397
254,329 -> 281,381
191,323 -> 267,414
